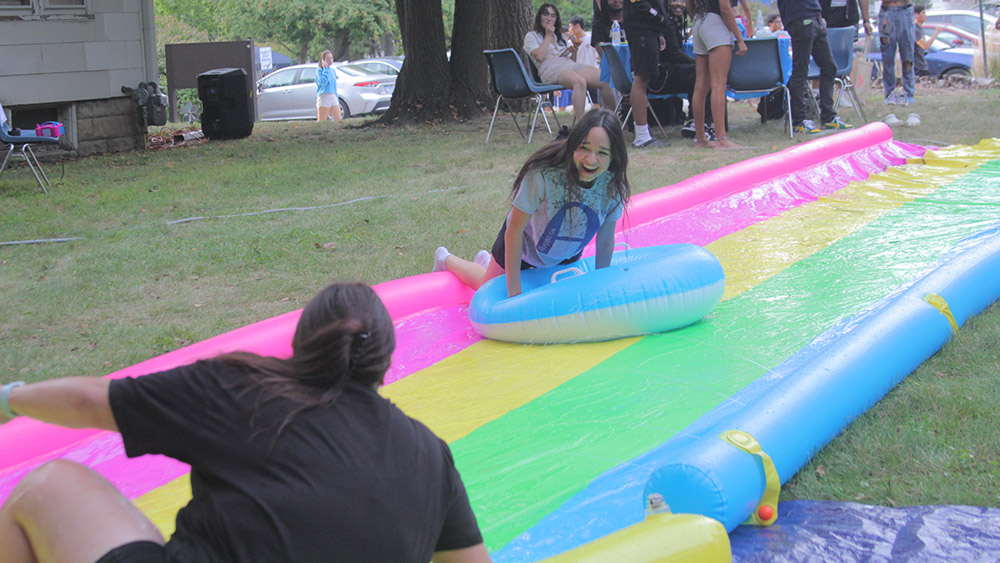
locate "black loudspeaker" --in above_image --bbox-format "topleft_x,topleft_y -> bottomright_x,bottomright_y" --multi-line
198,68 -> 254,140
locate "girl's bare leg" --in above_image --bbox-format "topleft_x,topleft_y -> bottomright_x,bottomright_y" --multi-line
317,106 -> 331,122
445,255 -> 504,290
0,460 -> 163,563
692,54 -> 711,147
330,105 -> 343,121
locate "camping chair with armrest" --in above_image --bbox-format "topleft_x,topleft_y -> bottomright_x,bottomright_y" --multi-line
0,120 -> 59,194
599,43 -> 668,140
727,37 -> 793,138
483,48 -> 563,143
806,26 -> 867,123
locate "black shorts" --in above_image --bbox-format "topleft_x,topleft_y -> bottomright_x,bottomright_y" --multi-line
627,31 -> 661,78
491,221 -> 583,271
96,541 -> 166,563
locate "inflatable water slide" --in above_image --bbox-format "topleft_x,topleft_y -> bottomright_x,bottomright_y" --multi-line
2,123 -> 1000,560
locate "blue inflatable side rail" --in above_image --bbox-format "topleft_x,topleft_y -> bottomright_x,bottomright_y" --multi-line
495,222 -> 1000,560
648,222 -> 1000,531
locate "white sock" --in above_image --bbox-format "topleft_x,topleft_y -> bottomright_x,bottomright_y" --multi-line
432,246 -> 451,272
633,124 -> 651,145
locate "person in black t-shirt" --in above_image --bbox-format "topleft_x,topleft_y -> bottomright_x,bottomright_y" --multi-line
0,283 -> 489,563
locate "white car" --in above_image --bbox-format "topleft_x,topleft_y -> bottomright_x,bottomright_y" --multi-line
923,9 -> 997,36
256,63 -> 395,120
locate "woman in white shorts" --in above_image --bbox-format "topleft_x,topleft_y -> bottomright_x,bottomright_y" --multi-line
524,3 -> 615,122
687,0 -> 747,149
316,50 -> 342,122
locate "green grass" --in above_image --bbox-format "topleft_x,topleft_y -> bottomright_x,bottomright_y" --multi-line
2,87 -> 999,509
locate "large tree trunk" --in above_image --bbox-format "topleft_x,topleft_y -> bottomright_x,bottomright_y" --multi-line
448,0 -> 493,118
377,0 -> 451,124
489,0 -> 531,51
330,34 -> 351,62
486,0 -> 534,112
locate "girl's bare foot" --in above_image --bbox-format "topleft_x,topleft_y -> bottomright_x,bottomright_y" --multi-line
713,136 -> 752,150
695,139 -> 712,149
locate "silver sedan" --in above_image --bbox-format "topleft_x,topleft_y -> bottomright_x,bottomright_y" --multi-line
256,63 -> 395,120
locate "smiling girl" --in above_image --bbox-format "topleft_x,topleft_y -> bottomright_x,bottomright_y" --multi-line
434,108 -> 630,298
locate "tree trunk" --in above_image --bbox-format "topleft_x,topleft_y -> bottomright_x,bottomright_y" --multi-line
330,34 -> 351,62
487,0 -> 533,112
376,0 -> 451,124
448,0 -> 493,118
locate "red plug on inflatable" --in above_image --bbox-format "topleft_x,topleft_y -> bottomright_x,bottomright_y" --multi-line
757,505 -> 774,522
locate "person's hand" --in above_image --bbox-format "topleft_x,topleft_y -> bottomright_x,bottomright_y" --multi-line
659,35 -> 666,51
863,20 -> 873,36
735,38 -> 747,56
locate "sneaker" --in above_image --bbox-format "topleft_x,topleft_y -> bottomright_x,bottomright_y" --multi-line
634,137 -> 670,148
904,113 -> 921,127
822,117 -> 854,130
906,95 -> 916,105
432,246 -> 451,272
474,250 -> 492,269
882,113 -> 903,126
793,119 -> 821,134
705,122 -> 717,142
680,120 -> 696,139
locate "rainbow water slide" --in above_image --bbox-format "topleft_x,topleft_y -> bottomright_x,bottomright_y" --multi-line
3,125 -> 1000,561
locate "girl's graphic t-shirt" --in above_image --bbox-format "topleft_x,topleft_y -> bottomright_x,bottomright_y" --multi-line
512,168 -> 623,267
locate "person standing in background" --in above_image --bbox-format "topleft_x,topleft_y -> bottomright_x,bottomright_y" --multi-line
913,4 -> 942,78
316,50 -> 342,122
878,0 -> 916,105
820,0 -> 872,36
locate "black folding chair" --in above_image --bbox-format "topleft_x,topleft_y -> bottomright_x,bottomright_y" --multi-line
599,43 -> 668,140
483,49 -> 562,143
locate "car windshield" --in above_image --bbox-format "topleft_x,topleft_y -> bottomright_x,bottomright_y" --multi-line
335,64 -> 381,77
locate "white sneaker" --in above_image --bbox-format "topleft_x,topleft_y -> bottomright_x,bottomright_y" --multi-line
432,246 -> 451,272
474,250 -> 491,269
905,113 -> 921,127
883,113 -> 903,126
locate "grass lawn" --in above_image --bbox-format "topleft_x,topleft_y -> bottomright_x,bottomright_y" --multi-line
2,85 -> 999,509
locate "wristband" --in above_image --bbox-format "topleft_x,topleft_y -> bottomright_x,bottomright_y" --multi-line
1,381 -> 25,419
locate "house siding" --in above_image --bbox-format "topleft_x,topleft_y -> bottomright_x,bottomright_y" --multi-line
0,0 -> 156,155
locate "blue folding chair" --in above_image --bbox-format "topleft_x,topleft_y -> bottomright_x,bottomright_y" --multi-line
727,37 -> 793,138
483,48 -> 562,143
1,120 -> 59,193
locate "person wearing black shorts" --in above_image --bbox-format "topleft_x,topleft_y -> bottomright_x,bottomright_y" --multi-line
623,0 -> 671,147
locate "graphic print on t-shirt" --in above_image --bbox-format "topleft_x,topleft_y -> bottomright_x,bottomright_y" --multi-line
535,202 -> 600,259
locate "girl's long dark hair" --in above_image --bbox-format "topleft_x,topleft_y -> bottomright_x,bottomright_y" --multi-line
511,107 -> 631,209
217,283 -> 394,438
689,0 -> 711,18
534,3 -> 567,46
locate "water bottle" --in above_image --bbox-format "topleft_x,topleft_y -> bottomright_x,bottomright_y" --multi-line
611,20 -> 621,46
756,9 -> 764,35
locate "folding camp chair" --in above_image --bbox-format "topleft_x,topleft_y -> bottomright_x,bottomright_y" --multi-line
1,120 -> 59,193
483,49 -> 563,143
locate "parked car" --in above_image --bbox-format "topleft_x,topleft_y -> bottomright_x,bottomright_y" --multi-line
256,63 -> 395,120
867,36 -> 974,78
923,9 -> 997,36
350,56 -> 404,76
922,23 -> 982,48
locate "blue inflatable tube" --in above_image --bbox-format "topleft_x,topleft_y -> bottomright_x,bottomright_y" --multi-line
468,244 -> 726,344
647,222 -> 1000,530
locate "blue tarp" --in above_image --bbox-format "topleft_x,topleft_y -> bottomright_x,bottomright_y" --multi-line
730,500 -> 1000,561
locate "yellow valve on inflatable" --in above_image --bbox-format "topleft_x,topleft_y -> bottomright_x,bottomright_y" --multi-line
924,293 -> 959,334
720,429 -> 780,526
539,510 -> 731,562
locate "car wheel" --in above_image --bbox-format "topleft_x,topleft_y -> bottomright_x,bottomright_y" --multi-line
942,67 -> 971,78
339,98 -> 351,119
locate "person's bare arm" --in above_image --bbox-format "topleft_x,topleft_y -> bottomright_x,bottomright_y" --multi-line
859,0 -> 872,36
2,377 -> 117,431
504,207 -> 532,298
916,26 -> 942,49
719,1 -> 748,54
432,543 -> 492,563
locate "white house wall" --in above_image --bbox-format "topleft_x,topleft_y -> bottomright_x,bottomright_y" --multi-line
0,0 -> 149,105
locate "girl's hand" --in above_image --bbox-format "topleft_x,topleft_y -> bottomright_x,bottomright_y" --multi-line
735,38 -> 747,56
